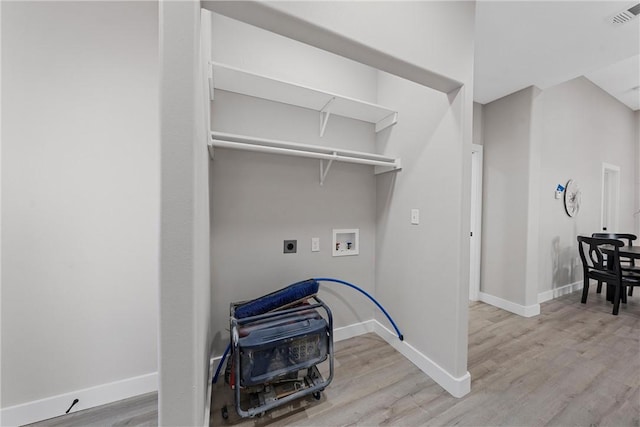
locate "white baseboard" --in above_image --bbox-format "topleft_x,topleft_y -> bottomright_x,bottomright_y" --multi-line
373,320 -> 471,398
478,292 -> 540,317
204,356 -> 214,427
0,372 -> 157,427
333,319 -> 376,342
538,281 -> 583,303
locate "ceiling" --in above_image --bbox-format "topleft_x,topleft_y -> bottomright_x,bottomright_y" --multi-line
474,1 -> 640,110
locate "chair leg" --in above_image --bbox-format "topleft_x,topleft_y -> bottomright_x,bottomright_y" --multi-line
629,286 -> 634,297
622,285 -> 627,304
606,282 -> 613,302
581,279 -> 590,304
612,285 -> 621,315
596,280 -> 603,293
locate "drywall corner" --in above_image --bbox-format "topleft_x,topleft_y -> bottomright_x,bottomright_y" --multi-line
159,2 -> 211,425
479,291 -> 540,317
524,86 -> 543,307
481,86 -> 538,307
374,321 -> 471,398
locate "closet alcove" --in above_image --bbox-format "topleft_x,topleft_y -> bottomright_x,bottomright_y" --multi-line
204,5 -> 471,402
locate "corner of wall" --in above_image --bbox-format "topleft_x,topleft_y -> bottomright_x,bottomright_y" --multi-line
525,86 -> 543,306
478,292 -> 540,318
374,321 -> 471,398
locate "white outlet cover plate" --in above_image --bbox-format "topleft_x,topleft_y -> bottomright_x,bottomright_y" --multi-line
411,209 -> 420,225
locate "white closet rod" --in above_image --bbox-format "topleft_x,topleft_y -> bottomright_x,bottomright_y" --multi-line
211,131 -> 395,162
211,138 -> 397,168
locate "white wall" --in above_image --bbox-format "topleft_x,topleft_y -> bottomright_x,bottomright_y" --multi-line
1,1 -> 158,423
211,13 -> 378,103
535,77 -> 637,295
264,1 -> 474,85
158,4 -> 211,426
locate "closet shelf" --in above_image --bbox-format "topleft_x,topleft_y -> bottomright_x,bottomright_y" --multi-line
210,62 -> 398,136
209,131 -> 401,185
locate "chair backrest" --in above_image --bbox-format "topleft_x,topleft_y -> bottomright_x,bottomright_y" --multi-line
577,236 -> 624,273
591,233 -> 637,246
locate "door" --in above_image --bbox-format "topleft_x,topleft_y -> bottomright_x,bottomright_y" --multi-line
470,144 -> 483,301
601,163 -> 620,232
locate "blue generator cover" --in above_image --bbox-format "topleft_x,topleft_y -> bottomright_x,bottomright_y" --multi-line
238,310 -> 328,387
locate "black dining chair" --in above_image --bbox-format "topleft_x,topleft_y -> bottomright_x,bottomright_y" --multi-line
592,233 -> 637,296
577,236 -> 640,315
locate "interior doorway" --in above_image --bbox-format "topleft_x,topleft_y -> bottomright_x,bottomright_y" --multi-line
470,144 -> 483,301
601,163 -> 620,232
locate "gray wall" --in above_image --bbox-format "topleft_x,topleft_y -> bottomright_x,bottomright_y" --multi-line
2,0 -> 158,408
208,1 -> 476,385
636,110 -> 640,236
210,92 -> 377,353
375,72 -> 471,377
481,87 -> 538,305
266,0 -> 476,381
270,2 -> 474,377
473,102 -> 484,146
535,77 -> 637,294
208,14 -> 381,354
481,77 -> 638,308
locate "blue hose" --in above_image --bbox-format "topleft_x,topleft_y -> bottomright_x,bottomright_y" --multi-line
212,277 -> 404,384
314,277 -> 404,341
212,343 -> 230,384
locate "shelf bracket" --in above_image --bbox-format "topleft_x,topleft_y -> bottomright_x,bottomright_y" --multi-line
375,112 -> 398,133
374,158 -> 401,175
319,97 -> 335,137
208,62 -> 215,101
208,133 -> 215,159
320,153 -> 337,186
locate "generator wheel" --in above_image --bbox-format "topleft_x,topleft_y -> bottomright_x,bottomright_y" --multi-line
313,391 -> 321,400
221,405 -> 229,420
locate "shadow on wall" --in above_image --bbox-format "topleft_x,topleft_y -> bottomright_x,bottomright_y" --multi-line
552,236 -> 579,287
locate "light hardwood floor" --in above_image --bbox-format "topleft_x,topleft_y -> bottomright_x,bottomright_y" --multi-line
27,287 -> 640,426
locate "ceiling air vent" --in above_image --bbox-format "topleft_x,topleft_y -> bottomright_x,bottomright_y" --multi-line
611,3 -> 640,24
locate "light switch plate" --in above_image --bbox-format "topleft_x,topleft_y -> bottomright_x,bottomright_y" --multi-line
411,209 -> 420,225
311,237 -> 320,252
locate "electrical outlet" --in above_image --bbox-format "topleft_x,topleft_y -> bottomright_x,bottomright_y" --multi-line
311,237 -> 320,252
283,240 -> 297,253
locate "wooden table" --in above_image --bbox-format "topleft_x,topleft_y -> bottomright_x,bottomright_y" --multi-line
617,245 -> 640,259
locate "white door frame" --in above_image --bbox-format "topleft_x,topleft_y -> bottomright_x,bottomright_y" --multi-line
470,144 -> 483,301
601,163 -> 620,233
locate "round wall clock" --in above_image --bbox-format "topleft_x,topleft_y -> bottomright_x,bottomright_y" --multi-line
564,179 -> 581,217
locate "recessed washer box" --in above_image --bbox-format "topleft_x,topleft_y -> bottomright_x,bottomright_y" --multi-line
332,229 -> 359,257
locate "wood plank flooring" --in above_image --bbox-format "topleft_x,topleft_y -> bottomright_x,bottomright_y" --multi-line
26,287 -> 640,426
24,392 -> 158,427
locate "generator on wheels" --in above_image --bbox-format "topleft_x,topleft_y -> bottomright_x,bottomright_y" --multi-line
222,280 -> 334,419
